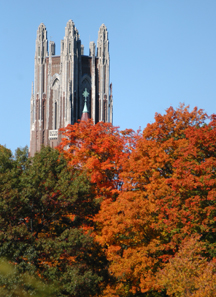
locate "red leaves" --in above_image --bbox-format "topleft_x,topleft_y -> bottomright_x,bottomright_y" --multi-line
122,106 -> 216,241
57,106 -> 216,296
95,105 -> 216,295
58,119 -> 136,199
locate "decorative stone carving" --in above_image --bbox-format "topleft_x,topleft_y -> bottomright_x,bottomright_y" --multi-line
49,130 -> 58,139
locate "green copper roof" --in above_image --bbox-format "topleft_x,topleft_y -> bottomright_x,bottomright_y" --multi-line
82,99 -> 88,113
82,88 -> 89,113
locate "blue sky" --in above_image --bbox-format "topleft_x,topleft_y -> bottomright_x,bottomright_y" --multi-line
0,0 -> 216,153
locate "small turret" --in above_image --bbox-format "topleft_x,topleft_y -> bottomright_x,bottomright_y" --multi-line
35,23 -> 48,62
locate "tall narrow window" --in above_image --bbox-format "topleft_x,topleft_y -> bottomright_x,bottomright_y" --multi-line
55,102 -> 57,130
104,70 -> 106,92
42,131 -> 45,145
69,43 -> 71,54
42,101 -> 45,129
52,78 -> 59,130
104,98 -> 107,122
99,100 -> 101,122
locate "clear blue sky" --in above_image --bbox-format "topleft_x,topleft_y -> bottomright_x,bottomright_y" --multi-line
0,0 -> 216,153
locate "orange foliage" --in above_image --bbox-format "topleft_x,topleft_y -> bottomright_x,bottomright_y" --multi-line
96,105 -> 216,295
58,119 -> 138,199
56,106 -> 216,296
121,105 -> 216,246
96,191 -> 162,294
157,235 -> 216,297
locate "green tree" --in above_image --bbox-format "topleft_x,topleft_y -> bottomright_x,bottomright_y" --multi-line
0,146 -> 109,296
0,145 -> 14,173
0,258 -> 55,297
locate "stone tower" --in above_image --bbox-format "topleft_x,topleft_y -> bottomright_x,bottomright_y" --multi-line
30,20 -> 113,157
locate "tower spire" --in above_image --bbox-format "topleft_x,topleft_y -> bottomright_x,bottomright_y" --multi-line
81,88 -> 90,121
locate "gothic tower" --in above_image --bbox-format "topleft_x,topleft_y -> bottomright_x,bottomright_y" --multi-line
30,20 -> 113,157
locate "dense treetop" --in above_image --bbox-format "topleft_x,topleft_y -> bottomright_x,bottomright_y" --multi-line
0,105 -> 216,296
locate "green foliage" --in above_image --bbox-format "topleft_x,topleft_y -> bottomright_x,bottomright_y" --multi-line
0,145 -> 13,173
0,258 -> 55,297
0,146 -> 109,296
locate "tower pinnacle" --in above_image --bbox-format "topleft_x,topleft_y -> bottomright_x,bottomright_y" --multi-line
81,88 -> 90,121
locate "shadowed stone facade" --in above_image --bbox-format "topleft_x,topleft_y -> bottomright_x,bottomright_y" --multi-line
30,20 -> 113,157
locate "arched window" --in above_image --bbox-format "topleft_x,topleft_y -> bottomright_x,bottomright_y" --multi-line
51,77 -> 60,130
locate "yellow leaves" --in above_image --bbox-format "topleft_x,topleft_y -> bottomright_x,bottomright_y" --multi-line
157,235 -> 216,297
106,245 -> 159,293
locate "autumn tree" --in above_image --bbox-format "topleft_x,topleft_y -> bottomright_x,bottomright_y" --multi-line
157,235 -> 216,297
0,146 -> 109,296
96,105 -> 216,296
2,105 -> 215,297
58,119 -> 137,200
97,191 -> 165,297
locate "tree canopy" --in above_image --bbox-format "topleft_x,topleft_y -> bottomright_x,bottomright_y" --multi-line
1,105 -> 216,296
0,146 -> 109,296
96,106 -> 216,296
